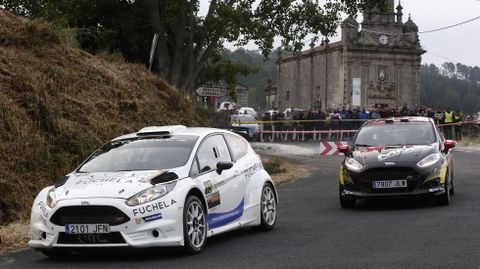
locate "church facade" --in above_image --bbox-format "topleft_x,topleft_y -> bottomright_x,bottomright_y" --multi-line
276,0 -> 425,110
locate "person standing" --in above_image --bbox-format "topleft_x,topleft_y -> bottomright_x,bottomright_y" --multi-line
444,108 -> 454,139
329,109 -> 342,140
454,111 -> 463,141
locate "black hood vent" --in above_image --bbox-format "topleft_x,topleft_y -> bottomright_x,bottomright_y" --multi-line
150,172 -> 179,185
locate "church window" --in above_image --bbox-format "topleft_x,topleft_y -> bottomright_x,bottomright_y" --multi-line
378,66 -> 387,80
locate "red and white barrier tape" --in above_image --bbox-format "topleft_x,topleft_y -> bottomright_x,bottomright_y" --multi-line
255,130 -> 358,134
437,120 -> 480,127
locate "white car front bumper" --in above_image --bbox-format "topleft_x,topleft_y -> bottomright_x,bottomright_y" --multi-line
29,196 -> 184,249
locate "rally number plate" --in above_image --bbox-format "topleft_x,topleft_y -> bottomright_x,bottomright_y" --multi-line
372,180 -> 407,189
65,224 -> 110,234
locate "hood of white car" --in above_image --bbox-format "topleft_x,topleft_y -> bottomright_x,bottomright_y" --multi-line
55,169 -> 185,201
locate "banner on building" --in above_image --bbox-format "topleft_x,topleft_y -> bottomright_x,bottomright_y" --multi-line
352,78 -> 361,107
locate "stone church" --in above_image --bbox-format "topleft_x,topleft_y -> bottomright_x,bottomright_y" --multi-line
274,0 -> 425,110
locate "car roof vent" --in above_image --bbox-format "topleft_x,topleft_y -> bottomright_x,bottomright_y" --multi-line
137,125 -> 187,136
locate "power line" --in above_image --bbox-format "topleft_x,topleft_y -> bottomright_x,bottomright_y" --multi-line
422,45 -> 459,64
419,15 -> 480,34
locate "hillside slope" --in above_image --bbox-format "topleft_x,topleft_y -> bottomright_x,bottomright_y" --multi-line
0,11 -> 202,223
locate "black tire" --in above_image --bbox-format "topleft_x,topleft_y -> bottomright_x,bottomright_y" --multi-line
449,173 -> 455,196
340,196 -> 356,209
40,249 -> 69,259
259,183 -> 277,231
449,181 -> 455,196
339,184 -> 356,209
437,183 -> 451,206
183,195 -> 207,254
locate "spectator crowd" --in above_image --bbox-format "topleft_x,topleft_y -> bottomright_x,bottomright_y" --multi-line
259,105 -> 477,141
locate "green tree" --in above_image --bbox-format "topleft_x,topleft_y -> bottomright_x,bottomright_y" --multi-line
421,63 -> 480,113
441,62 -> 456,77
1,0 -> 383,90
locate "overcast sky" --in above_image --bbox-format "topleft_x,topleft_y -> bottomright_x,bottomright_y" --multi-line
199,0 -> 480,67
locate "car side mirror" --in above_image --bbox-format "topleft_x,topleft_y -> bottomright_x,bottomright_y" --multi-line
217,161 -> 233,175
338,145 -> 350,155
444,140 -> 456,150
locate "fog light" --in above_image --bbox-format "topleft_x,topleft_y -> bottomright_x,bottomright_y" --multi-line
152,230 -> 159,238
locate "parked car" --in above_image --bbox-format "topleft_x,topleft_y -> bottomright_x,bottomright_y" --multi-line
231,114 -> 260,140
338,117 -> 456,208
283,108 -> 303,115
237,107 -> 258,118
217,101 -> 236,112
29,125 -> 277,256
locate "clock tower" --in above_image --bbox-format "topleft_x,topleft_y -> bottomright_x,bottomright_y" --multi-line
276,1 -> 425,111
337,0 -> 424,109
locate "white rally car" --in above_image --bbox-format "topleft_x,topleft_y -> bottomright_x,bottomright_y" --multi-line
29,126 -> 277,256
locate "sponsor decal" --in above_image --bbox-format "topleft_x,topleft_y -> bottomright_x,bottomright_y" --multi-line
134,213 -> 163,224
73,234 -> 108,244
204,180 -> 214,194
38,201 -> 47,217
143,213 -> 163,222
132,199 -> 177,216
207,199 -> 244,229
384,162 -> 396,166
81,201 -> 90,205
245,162 -> 262,180
75,177 -> 135,185
207,192 -> 221,209
377,147 -> 424,161
340,165 -> 353,185
37,201 -> 48,224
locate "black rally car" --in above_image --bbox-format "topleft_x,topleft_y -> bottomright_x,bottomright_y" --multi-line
338,117 -> 456,208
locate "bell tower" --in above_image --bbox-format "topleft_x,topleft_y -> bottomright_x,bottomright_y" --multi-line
362,0 -> 402,33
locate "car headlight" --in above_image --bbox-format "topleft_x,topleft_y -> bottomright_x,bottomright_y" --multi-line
46,188 -> 57,208
417,153 -> 441,168
345,158 -> 363,171
126,181 -> 177,206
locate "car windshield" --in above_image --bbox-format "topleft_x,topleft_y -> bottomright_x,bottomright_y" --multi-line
78,135 -> 198,173
355,122 -> 437,147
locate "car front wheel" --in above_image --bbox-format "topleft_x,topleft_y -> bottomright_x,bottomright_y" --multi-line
437,171 -> 451,206
183,195 -> 207,254
339,185 -> 356,209
437,182 -> 451,206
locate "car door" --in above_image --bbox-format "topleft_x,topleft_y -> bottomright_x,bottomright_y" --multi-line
191,134 -> 245,229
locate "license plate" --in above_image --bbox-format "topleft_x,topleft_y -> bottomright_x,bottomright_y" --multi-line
65,224 -> 110,234
372,180 -> 407,189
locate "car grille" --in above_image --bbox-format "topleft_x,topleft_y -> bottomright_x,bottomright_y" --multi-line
351,167 -> 423,193
57,232 -> 126,244
50,206 -> 130,226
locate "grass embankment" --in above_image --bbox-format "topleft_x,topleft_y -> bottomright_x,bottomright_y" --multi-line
262,156 -> 311,185
0,10 -> 203,226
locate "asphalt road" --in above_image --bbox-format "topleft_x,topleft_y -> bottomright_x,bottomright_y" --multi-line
1,149 -> 480,269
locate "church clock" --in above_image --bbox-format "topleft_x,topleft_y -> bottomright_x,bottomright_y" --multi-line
379,34 -> 389,45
